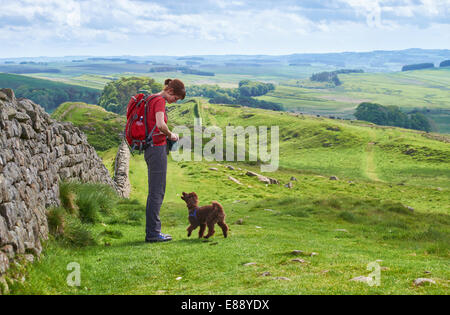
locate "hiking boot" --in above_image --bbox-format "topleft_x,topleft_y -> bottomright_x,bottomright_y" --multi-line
146,233 -> 173,243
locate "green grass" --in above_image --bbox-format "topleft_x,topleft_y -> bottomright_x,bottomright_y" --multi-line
51,102 -> 126,151
7,94 -> 450,295
9,158 -> 449,295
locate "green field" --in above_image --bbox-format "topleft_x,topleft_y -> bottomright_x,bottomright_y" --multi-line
8,99 -> 449,295
256,68 -> 450,133
21,64 -> 450,134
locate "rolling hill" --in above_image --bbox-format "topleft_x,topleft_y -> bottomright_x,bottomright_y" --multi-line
258,68 -> 450,134
10,96 -> 449,295
0,73 -> 101,112
51,102 -> 125,151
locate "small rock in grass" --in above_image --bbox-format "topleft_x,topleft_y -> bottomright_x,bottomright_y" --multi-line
413,278 -> 435,286
243,262 -> 257,266
284,182 -> 294,189
350,276 -> 372,284
291,250 -> 304,255
176,277 -> 182,281
310,252 -> 319,257
320,270 -> 330,274
264,208 -> 275,212
209,167 -> 219,171
290,176 -> 297,181
329,176 -> 339,181
255,226 -> 262,229
234,219 -> 244,225
335,229 -> 348,233
226,165 -> 235,170
228,176 -> 242,185
260,272 -> 271,277
406,206 -> 414,212
424,271 -> 432,274
291,258 -> 307,264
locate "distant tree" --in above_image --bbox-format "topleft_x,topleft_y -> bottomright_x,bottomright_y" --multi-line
354,102 -> 388,125
310,71 -> 342,86
354,102 -> 432,132
440,60 -> 450,68
98,77 -> 162,115
409,113 -> 432,132
187,81 -> 280,111
238,80 -> 275,97
401,63 -> 435,71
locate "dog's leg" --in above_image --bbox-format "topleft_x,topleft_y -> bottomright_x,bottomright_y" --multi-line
198,224 -> 207,238
187,225 -> 196,237
204,222 -> 216,239
218,221 -> 229,238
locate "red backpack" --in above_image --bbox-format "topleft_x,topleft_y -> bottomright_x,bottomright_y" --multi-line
124,93 -> 160,154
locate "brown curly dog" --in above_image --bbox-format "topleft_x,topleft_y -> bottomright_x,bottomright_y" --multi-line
181,192 -> 229,239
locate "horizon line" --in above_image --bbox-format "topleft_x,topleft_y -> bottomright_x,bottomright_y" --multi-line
2,48 -> 450,60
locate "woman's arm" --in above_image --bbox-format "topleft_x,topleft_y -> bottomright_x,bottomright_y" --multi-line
155,112 -> 178,141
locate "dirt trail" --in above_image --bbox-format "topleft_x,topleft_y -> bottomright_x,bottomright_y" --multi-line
365,131 -> 382,182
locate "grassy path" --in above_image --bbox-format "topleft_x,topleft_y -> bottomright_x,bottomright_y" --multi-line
364,130 -> 382,182
365,142 -> 380,182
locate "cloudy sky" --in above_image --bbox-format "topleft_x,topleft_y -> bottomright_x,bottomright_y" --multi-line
0,0 -> 449,58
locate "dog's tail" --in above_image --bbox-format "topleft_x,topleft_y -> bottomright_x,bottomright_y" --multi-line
212,201 -> 225,218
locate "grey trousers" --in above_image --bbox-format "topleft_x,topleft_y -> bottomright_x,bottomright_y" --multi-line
144,144 -> 167,239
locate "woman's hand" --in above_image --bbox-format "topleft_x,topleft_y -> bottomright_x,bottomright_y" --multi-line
169,132 -> 179,141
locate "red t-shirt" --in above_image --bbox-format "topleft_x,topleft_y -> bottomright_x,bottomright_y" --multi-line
146,95 -> 167,146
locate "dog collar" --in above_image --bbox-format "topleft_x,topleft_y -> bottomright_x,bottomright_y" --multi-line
189,208 -> 199,220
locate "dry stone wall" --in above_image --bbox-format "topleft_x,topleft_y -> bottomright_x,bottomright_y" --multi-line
0,88 -> 117,282
113,139 -> 131,198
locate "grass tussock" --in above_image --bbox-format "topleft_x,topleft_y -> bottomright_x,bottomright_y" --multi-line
47,181 -> 143,248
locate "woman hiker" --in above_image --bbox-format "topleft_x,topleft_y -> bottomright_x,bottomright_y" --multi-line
145,79 -> 186,243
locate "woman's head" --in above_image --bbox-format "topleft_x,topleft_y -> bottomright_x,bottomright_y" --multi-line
163,79 -> 186,103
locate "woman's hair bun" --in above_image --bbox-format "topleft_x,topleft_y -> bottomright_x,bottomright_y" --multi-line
163,78 -> 186,100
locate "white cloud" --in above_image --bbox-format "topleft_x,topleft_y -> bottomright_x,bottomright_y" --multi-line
0,0 -> 449,57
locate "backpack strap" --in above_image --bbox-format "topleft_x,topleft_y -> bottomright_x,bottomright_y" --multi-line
143,95 -> 163,148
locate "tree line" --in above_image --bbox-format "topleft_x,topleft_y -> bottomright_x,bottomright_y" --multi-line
401,60 -> 450,71
354,102 -> 432,132
309,70 -> 363,86
98,77 -> 162,114
149,66 -> 215,76
187,80 -> 282,111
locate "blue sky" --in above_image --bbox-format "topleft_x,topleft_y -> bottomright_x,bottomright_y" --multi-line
0,0 -> 449,58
